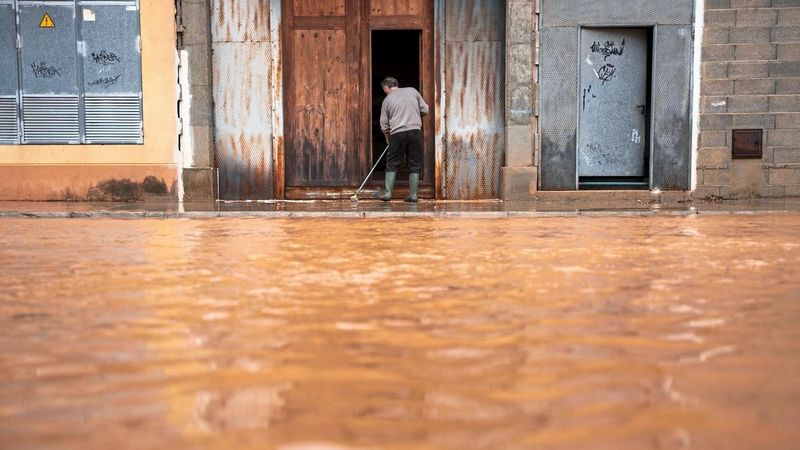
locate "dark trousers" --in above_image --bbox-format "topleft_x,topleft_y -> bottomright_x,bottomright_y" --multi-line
385,129 -> 423,173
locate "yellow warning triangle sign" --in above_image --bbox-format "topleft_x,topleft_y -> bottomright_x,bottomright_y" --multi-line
39,13 -> 54,28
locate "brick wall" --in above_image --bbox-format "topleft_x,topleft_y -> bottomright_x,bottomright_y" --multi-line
698,0 -> 800,198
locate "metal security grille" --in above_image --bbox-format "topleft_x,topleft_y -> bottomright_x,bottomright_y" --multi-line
85,96 -> 142,143
2,0 -> 142,145
22,96 -> 80,143
443,0 -> 505,200
0,97 -> 18,143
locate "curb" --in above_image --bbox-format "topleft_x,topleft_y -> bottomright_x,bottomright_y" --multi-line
0,209 -> 798,219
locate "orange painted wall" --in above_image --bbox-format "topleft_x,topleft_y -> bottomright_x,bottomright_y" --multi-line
0,0 -> 179,200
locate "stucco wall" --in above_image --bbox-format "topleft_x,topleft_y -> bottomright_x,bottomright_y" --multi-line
0,0 -> 179,200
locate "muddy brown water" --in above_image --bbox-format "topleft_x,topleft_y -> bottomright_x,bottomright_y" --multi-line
0,216 -> 799,450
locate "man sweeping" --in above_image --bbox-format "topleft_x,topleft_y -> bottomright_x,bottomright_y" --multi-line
379,77 -> 429,202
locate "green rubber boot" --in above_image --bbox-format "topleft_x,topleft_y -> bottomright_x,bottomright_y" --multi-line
380,171 -> 396,202
405,173 -> 419,203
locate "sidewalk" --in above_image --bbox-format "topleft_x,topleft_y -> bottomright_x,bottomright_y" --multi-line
1,197 -> 800,218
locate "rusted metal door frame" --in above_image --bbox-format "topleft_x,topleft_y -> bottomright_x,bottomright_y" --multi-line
271,0 -> 285,199
434,0 -> 445,199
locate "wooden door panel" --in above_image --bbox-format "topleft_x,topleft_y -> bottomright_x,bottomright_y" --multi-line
371,0 -> 422,16
320,30 -> 348,182
294,0 -> 345,17
290,29 -> 349,184
284,0 -> 357,187
290,30 -> 320,184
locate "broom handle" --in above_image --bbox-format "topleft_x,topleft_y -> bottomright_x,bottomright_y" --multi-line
355,144 -> 390,194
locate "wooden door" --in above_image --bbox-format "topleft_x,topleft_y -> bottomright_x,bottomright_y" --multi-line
283,0 -> 361,187
282,0 -> 433,194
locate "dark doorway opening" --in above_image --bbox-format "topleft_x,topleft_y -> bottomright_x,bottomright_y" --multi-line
371,30 -> 421,182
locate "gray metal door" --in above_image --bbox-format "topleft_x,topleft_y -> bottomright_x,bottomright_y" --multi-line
18,1 -> 80,143
0,0 -> 19,144
578,28 -> 648,177
80,1 -> 144,143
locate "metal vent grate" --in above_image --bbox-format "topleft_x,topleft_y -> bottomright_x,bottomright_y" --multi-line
0,97 -> 18,144
22,96 -> 80,143
85,96 -> 143,143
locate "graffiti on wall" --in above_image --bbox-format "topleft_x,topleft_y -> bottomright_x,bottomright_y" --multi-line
88,50 -> 122,89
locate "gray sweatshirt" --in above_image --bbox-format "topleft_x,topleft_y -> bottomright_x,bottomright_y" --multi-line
380,87 -> 429,135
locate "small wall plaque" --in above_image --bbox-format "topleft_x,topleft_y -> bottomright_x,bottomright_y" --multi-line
732,129 -> 762,159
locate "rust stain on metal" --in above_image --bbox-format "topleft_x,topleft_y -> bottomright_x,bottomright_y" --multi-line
212,0 -> 275,200
434,0 -> 445,199
211,0 -> 271,43
443,0 -> 505,200
271,0 -> 285,199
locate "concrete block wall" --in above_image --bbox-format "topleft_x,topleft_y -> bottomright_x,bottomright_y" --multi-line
698,0 -> 800,198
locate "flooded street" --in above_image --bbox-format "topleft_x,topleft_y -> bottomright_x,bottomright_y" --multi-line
1,215 -> 799,450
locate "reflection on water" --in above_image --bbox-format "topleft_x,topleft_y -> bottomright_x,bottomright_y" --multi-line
0,216 -> 799,450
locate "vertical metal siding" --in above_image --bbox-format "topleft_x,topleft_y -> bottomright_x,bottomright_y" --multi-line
211,0 -> 274,200
539,28 -> 578,190
652,25 -> 693,190
211,0 -> 271,43
443,0 -> 505,200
